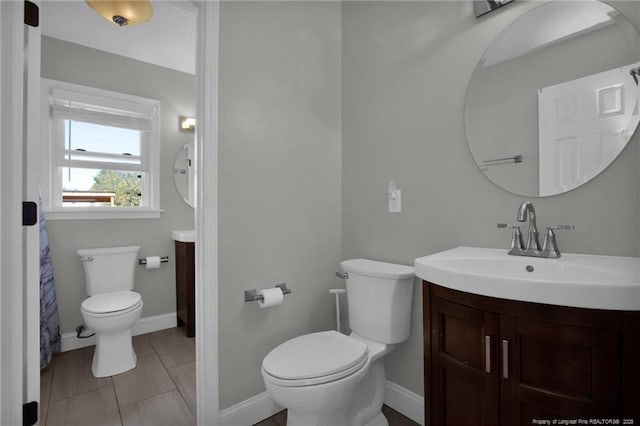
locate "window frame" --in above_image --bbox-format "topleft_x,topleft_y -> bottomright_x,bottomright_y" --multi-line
41,78 -> 162,220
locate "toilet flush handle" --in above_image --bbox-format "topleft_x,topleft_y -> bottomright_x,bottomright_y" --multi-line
77,256 -> 93,262
335,271 -> 348,279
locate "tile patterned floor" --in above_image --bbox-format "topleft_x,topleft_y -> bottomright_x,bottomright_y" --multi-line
41,326 -> 418,426
40,327 -> 196,426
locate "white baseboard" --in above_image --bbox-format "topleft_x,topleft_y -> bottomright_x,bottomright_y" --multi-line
132,311 -> 178,335
217,381 -> 424,426
60,312 -> 178,352
384,381 -> 425,425
219,391 -> 283,426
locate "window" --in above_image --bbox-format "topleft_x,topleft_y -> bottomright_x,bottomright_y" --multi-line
41,79 -> 161,219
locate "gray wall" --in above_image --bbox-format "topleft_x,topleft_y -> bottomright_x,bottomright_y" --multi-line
342,0 -> 640,397
41,37 -> 195,334
218,2 -> 342,409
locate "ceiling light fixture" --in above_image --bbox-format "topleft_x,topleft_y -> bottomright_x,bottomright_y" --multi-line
85,0 -> 154,27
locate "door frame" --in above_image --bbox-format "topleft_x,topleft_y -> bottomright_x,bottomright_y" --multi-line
24,0 -> 42,417
194,1 -> 220,424
1,1 -> 220,424
0,1 -> 27,425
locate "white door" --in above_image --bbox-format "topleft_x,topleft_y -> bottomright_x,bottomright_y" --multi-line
0,1 -> 38,425
24,1 -> 43,423
0,1 -> 41,424
0,2 -> 24,422
538,63 -> 640,196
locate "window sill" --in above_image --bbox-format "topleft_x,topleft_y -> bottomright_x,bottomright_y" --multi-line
44,208 -> 163,220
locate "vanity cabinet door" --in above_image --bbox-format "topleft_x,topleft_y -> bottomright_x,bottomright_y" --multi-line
501,316 -> 621,424
175,241 -> 195,337
431,297 -> 500,426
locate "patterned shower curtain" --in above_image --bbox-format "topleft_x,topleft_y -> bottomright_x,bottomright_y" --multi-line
40,197 -> 61,368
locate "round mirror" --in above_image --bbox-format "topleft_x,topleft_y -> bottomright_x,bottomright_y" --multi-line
465,1 -> 640,197
174,141 -> 195,208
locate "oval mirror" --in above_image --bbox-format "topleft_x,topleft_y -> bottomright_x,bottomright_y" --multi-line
465,1 -> 640,197
174,141 -> 195,208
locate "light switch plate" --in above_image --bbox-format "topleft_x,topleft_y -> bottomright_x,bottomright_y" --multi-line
388,189 -> 401,213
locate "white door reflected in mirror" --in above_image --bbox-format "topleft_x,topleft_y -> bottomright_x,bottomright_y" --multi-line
538,64 -> 639,196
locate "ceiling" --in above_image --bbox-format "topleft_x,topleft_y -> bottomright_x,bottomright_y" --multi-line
41,1 -> 197,75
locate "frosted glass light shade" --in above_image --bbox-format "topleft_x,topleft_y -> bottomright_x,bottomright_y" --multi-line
85,0 -> 153,27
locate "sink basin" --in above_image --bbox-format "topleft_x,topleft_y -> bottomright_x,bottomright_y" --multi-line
172,229 -> 195,243
415,247 -> 640,310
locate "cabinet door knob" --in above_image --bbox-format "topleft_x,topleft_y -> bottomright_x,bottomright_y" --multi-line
502,339 -> 509,379
485,335 -> 491,373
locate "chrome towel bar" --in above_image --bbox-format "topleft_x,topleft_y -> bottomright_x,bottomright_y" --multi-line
482,154 -> 523,165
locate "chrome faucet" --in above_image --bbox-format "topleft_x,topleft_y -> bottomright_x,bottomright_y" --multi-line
516,201 -> 540,253
499,201 -> 574,258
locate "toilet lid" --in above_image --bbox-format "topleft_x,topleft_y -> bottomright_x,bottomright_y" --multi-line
262,331 -> 368,381
82,291 -> 141,314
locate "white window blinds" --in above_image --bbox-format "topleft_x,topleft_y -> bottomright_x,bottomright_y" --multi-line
48,87 -> 157,173
50,87 -> 155,131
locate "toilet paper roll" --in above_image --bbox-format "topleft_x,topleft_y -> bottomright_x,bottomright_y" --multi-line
145,256 -> 161,269
258,287 -> 284,309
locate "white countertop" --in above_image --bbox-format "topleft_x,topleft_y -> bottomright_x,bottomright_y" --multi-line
415,246 -> 640,311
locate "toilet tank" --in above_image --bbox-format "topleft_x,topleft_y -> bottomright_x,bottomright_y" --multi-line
341,259 -> 415,344
77,246 -> 140,296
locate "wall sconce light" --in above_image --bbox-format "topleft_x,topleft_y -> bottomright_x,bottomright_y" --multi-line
473,0 -> 515,18
85,0 -> 154,27
179,116 -> 196,132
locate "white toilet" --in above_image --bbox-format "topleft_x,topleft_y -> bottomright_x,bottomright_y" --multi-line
261,259 -> 415,426
77,245 -> 143,378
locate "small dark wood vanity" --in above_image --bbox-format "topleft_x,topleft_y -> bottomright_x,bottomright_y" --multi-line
175,240 -> 195,337
423,281 -> 640,426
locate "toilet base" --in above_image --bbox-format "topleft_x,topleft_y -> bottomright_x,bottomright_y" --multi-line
288,410 -> 349,426
364,412 -> 388,426
347,359 -> 387,426
280,358 -> 388,426
92,330 -> 137,377
290,410 -> 386,426
287,410 -> 387,426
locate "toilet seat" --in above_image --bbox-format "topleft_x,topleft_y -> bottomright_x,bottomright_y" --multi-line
262,331 -> 369,387
81,291 -> 142,316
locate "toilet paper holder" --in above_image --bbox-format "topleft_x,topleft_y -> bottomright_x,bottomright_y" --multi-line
138,256 -> 169,265
244,283 -> 292,302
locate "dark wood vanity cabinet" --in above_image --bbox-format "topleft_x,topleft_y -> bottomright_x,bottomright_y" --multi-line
430,297 -> 500,425
175,241 -> 195,337
424,281 -> 640,426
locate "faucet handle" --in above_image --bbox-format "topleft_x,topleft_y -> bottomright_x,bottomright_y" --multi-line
498,223 -> 524,250
510,226 -> 524,251
541,225 -> 573,258
548,224 -> 575,231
